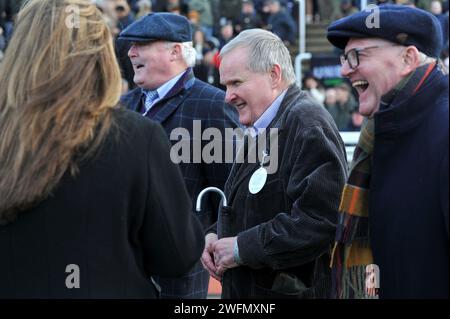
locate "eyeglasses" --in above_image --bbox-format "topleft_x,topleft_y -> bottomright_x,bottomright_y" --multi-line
340,45 -> 399,69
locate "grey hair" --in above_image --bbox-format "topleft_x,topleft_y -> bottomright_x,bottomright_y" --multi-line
167,41 -> 196,68
418,51 -> 437,66
92,0 -> 105,6
220,29 -> 296,85
369,38 -> 438,66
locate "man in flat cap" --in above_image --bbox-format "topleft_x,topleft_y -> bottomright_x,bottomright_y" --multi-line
119,12 -> 239,299
327,5 -> 449,298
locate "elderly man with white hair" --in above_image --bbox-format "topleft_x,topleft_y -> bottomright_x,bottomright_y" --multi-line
118,12 -> 239,299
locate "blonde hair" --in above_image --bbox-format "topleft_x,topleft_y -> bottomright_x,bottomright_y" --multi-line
0,0 -> 122,224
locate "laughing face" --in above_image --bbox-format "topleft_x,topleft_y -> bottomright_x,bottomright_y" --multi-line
219,47 -> 276,126
128,41 -> 172,90
341,38 -> 406,118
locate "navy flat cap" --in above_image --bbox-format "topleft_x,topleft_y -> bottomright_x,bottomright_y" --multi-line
327,5 -> 443,58
119,12 -> 192,43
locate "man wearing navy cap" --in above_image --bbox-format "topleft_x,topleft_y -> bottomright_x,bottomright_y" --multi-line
327,5 -> 448,298
119,12 -> 239,299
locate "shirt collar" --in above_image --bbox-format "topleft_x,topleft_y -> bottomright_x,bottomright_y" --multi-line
248,89 -> 287,137
141,70 -> 186,103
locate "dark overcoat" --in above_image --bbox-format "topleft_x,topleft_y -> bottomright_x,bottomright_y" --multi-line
370,65 -> 449,298
0,109 -> 204,298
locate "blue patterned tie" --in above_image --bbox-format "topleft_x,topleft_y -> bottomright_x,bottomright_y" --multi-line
143,90 -> 159,114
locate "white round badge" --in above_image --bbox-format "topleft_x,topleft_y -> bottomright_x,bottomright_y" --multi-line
248,167 -> 268,194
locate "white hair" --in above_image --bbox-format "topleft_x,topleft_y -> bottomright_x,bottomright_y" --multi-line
166,41 -> 196,68
181,42 -> 197,67
93,0 -> 105,6
220,29 -> 296,85
419,51 -> 437,66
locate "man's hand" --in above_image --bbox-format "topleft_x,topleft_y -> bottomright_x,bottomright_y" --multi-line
212,236 -> 239,276
200,233 -> 221,281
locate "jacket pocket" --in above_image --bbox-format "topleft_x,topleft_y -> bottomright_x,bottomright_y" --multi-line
251,271 -> 315,299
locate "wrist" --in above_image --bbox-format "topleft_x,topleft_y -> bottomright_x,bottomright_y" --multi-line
233,238 -> 243,265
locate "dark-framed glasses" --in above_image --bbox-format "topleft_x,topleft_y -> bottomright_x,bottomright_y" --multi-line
340,45 -> 399,69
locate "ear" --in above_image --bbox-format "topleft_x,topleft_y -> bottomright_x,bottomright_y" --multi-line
169,43 -> 182,61
270,64 -> 282,88
400,46 -> 422,76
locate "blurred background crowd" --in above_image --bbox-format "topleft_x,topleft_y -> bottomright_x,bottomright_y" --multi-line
1,0 -> 448,132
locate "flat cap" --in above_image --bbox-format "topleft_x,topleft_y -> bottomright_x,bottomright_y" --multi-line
118,12 -> 192,43
327,4 -> 443,58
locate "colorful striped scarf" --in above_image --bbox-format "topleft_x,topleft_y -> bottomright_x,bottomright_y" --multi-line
330,62 -> 437,299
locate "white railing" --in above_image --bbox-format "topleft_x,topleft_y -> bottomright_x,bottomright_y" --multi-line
294,0 -> 371,88
360,0 -> 368,10
295,0 -> 311,88
339,131 -> 360,163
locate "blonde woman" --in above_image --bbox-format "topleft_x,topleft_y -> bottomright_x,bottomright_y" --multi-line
0,0 -> 204,298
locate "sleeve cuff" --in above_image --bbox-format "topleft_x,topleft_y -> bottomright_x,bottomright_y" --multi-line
237,225 -> 270,269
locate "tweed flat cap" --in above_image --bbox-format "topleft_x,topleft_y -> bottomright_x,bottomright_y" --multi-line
119,12 -> 192,43
327,4 -> 443,58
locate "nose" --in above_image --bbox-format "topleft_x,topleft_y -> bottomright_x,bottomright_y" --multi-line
224,88 -> 236,104
340,60 -> 354,78
128,45 -> 138,58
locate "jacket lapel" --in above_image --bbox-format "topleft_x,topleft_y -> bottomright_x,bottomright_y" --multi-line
150,68 -> 195,124
232,135 -> 262,189
123,89 -> 145,112
226,85 -> 300,201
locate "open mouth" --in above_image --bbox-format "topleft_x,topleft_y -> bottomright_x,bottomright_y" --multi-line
235,103 -> 246,110
134,64 -> 145,70
352,80 -> 369,95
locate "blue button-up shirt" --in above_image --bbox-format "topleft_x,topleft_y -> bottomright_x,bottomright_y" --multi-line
247,89 -> 287,137
141,71 -> 185,114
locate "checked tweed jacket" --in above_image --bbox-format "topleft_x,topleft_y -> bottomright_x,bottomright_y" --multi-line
121,68 -> 239,298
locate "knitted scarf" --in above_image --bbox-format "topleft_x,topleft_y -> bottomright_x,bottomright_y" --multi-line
330,62 -> 437,299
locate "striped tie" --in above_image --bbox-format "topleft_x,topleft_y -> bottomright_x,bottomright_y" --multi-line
143,90 -> 159,114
